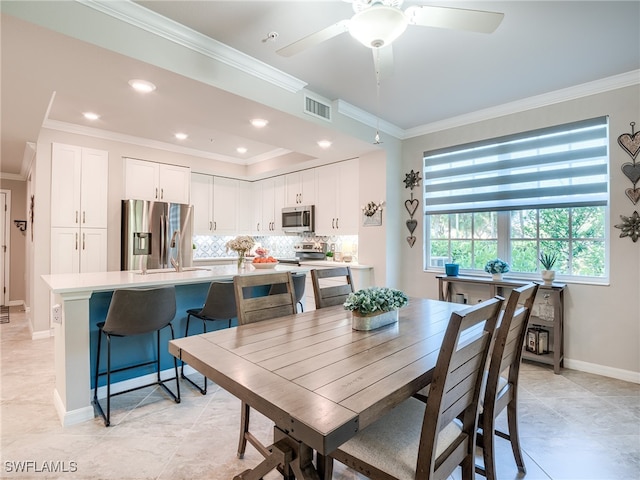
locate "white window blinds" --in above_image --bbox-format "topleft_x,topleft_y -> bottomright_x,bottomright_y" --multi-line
423,116 -> 609,215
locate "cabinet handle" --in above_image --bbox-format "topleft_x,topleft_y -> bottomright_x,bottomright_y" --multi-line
332,218 -> 335,229
161,188 -> 164,199
82,211 -> 86,224
336,218 -> 339,229
209,221 -> 213,231
257,222 -> 260,231
82,233 -> 85,250
155,188 -> 158,199
75,233 -> 78,250
214,221 -> 217,230
75,211 -> 78,224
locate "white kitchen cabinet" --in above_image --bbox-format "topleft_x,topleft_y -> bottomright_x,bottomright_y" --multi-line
51,143 -> 108,275
285,169 -> 316,206
192,174 -> 241,235
252,177 -> 285,235
191,173 -> 214,235
315,159 -> 359,235
124,158 -> 190,204
237,180 -> 253,234
51,227 -> 107,274
51,143 -> 108,229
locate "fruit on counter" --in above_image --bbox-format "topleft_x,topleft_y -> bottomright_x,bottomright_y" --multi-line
252,256 -> 277,263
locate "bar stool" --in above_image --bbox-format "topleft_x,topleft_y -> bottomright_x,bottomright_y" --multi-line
93,286 -> 181,427
181,280 -> 237,394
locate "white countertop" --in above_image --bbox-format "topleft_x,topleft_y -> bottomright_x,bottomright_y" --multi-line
298,260 -> 372,269
42,264 -> 308,295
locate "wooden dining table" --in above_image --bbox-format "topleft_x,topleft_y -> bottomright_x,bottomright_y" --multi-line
168,297 -> 465,480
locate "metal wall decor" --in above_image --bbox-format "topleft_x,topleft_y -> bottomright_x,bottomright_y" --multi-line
615,122 -> 640,242
362,201 -> 384,226
403,170 -> 421,247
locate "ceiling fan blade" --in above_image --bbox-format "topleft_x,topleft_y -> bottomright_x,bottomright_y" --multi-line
372,45 -> 394,80
277,20 -> 350,57
405,5 -> 504,34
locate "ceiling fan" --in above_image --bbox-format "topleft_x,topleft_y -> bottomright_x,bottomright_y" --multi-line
277,0 -> 504,76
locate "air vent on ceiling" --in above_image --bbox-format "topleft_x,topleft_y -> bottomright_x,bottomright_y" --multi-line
304,95 -> 331,121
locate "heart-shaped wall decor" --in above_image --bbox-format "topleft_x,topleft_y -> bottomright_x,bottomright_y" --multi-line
622,162 -> 640,185
406,219 -> 417,234
405,199 -> 419,217
407,236 -> 416,247
618,132 -> 640,160
626,188 -> 640,205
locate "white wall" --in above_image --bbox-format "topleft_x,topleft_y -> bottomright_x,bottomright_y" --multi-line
399,85 -> 640,382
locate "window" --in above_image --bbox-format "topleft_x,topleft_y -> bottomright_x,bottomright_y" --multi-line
424,117 -> 609,281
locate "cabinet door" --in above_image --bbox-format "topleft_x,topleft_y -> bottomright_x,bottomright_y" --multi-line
124,158 -> 159,201
299,169 -> 317,206
272,176 -> 285,233
159,164 -> 190,204
315,164 -> 338,235
252,181 -> 264,234
261,178 -> 276,234
51,227 -> 80,274
284,172 -> 301,206
212,176 -> 238,234
336,159 -> 359,234
80,148 -> 109,228
51,143 -> 81,228
191,173 -> 213,234
237,180 -> 253,234
80,228 -> 108,273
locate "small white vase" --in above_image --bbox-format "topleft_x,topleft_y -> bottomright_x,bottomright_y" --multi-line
492,273 -> 503,281
541,270 -> 555,285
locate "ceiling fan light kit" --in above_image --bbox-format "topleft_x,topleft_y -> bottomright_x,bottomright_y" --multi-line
349,4 -> 408,48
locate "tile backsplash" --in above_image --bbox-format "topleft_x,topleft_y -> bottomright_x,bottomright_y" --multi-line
193,234 -> 358,260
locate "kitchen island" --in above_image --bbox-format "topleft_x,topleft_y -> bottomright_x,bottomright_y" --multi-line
42,264 -> 308,426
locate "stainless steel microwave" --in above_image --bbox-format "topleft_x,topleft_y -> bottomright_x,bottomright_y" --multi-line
282,205 -> 315,233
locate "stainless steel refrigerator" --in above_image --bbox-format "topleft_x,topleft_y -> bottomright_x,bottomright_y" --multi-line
121,199 -> 193,271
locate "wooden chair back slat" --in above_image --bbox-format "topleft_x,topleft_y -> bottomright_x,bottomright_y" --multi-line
311,267 -> 355,309
233,272 -> 297,325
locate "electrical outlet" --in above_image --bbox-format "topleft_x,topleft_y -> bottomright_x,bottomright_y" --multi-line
52,304 -> 62,324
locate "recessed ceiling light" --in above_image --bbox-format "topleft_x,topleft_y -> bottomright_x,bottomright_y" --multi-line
83,112 -> 100,121
175,133 -> 188,140
250,118 -> 268,128
317,140 -> 332,149
128,79 -> 156,93
236,147 -> 247,154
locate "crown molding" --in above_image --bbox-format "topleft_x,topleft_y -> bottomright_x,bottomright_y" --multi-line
78,0 -> 307,94
42,119 -> 289,165
336,100 -> 405,139
404,70 -> 640,139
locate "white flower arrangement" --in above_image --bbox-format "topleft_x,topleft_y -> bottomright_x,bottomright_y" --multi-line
226,235 -> 255,256
484,258 -> 510,274
343,287 -> 408,316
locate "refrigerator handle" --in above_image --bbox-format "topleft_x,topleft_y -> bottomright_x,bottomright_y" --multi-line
159,213 -> 166,268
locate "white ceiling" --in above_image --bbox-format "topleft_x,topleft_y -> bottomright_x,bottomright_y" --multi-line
2,1 -> 639,179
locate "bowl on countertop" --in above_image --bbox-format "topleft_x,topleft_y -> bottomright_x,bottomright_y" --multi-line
251,262 -> 279,269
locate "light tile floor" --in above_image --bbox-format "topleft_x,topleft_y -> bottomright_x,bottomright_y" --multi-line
1,307 -> 639,480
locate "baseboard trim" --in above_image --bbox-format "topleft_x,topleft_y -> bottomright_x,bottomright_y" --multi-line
564,358 -> 640,384
53,389 -> 95,426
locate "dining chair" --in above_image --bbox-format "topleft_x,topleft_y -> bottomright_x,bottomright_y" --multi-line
269,271 -> 306,312
325,296 -> 504,480
233,272 -> 297,460
93,286 -> 180,427
181,280 -> 237,395
310,266 -> 355,309
477,282 -> 539,480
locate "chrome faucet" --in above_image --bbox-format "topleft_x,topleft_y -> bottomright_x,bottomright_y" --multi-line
169,229 -> 182,272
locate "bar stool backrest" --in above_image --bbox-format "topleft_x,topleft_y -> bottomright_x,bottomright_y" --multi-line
199,281 -> 237,320
103,286 -> 177,336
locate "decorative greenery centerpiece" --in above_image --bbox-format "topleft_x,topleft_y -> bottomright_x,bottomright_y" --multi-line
484,258 -> 510,279
344,287 -> 408,330
226,235 -> 255,269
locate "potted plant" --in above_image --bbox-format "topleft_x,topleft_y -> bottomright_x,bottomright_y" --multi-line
484,258 -> 510,281
444,256 -> 459,277
539,251 -> 559,285
344,287 -> 409,331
